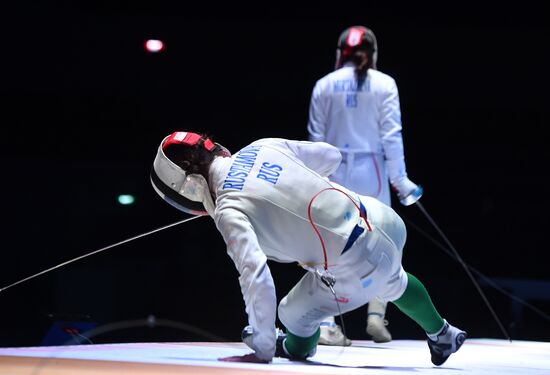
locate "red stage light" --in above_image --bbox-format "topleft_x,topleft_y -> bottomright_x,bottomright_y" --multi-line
144,39 -> 165,53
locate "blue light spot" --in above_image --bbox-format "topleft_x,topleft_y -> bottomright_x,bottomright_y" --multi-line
344,211 -> 352,221
118,194 -> 135,205
362,278 -> 373,288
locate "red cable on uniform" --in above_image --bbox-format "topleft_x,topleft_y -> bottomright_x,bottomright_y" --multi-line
307,187 -> 371,271
371,156 -> 382,197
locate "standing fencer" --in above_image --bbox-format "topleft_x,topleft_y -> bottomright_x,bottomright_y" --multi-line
150,131 -> 466,365
307,25 -> 422,345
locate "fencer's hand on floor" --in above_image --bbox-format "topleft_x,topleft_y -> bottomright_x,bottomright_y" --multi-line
218,353 -> 270,363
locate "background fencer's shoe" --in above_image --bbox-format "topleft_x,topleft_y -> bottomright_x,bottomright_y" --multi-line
427,320 -> 467,366
366,314 -> 392,343
318,321 -> 352,346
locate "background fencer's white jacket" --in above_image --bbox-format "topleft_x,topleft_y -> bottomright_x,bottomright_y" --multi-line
307,63 -> 409,198
208,138 -> 365,360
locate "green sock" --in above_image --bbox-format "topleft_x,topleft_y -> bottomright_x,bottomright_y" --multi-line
392,272 -> 445,334
284,329 -> 320,358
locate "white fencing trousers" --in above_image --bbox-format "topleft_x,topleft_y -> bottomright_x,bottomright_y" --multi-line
277,197 -> 408,338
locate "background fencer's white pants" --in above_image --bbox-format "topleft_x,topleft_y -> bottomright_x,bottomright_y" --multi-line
278,197 -> 409,338
330,151 -> 391,206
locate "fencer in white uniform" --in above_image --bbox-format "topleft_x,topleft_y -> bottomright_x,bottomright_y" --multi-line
308,62 -> 412,204
307,25 -> 422,344
211,138 -> 408,359
151,131 -> 466,365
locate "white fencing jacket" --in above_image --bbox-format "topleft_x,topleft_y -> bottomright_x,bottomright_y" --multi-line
208,138 -> 366,360
307,63 -> 409,204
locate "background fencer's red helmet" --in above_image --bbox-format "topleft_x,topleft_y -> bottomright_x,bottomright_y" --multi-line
335,25 -> 378,70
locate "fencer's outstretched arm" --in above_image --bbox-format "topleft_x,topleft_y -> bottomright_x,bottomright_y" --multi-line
214,206 -> 277,362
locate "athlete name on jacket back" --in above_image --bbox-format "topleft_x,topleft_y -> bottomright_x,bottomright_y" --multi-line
222,145 -> 283,190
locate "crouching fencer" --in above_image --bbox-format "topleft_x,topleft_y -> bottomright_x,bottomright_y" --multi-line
150,131 -> 467,365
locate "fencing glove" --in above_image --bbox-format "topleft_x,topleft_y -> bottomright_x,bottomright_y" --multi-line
386,158 -> 423,206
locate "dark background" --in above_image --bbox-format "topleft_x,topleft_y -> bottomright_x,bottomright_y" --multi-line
1,2 -> 549,347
